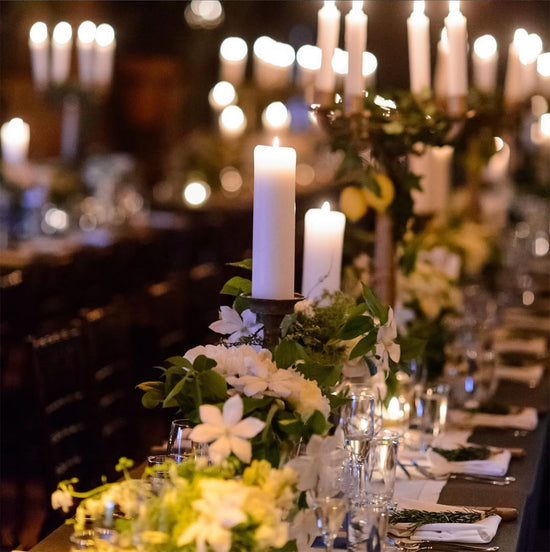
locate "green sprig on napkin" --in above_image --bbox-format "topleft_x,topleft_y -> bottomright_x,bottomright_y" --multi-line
390,509 -> 485,532
432,445 -> 492,462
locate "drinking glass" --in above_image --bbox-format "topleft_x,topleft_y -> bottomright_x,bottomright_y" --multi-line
406,383 -> 449,451
347,502 -> 390,552
69,530 -> 96,551
364,430 -> 399,505
340,386 -> 376,462
167,419 -> 206,461
147,454 -> 173,494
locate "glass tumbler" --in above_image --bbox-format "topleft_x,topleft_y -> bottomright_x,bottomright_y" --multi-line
167,419 -> 207,461
340,386 -> 376,462
364,430 -> 400,505
347,502 -> 390,552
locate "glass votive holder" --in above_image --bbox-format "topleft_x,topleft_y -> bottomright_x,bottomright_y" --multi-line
406,383 -> 450,451
364,430 -> 400,505
167,419 -> 208,461
347,501 -> 390,552
70,530 -> 96,551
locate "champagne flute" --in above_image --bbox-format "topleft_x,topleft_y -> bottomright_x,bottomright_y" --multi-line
340,386 -> 375,462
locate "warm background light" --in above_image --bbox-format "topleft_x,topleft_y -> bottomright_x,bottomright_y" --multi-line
29,22 -> 48,44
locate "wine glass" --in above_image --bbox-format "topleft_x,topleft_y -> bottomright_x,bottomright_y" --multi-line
167,419 -> 206,461
340,386 -> 375,462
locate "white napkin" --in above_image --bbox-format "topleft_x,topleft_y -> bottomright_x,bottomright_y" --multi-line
394,480 -> 447,503
496,363 -> 544,386
391,499 -> 501,543
502,308 -> 550,333
493,333 -> 547,356
448,407 -> 538,431
427,440 -> 511,476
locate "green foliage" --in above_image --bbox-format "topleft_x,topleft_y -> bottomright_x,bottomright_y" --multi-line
220,276 -> 252,297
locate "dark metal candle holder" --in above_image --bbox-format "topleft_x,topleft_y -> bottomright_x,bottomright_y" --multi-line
245,293 -> 304,350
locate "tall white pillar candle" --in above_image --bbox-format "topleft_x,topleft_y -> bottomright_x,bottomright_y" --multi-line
434,29 -> 449,99
297,45 -> 321,89
345,1 -> 367,100
252,138 -> 296,300
362,51 -> 377,89
1,118 -> 30,165
473,34 -> 498,93
51,22 -> 73,85
444,1 -> 468,97
504,29 -> 527,105
407,1 -> 431,95
29,22 -> 49,90
219,37 -> 248,86
316,0 -> 341,94
302,201 -> 346,299
430,145 -> 454,216
93,24 -> 116,88
537,53 -> 550,97
410,149 -> 433,215
77,21 -> 96,87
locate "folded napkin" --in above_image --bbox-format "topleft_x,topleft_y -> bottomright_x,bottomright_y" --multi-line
448,407 -> 538,431
496,363 -> 544,386
502,308 -> 550,333
493,333 -> 547,357
427,440 -> 511,476
390,499 -> 501,543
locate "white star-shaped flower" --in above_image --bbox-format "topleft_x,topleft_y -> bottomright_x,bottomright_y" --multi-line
375,307 -> 401,372
209,307 -> 263,343
228,359 -> 298,398
189,394 -> 265,464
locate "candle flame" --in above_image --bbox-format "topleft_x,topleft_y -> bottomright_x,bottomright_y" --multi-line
473,34 -> 497,60
413,0 -> 425,16
541,113 -> 550,138
449,0 -> 460,14
352,0 -> 363,12
321,201 -> 331,212
494,137 -> 504,152
513,28 -> 528,48
29,22 -> 48,44
324,0 -> 336,8
96,23 -> 115,47
78,21 -> 96,44
273,136 -> 280,147
52,22 -> 72,45
387,397 -> 401,420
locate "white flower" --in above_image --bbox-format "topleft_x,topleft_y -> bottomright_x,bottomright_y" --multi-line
51,489 -> 73,513
375,307 -> 401,371
285,429 -> 348,496
294,299 -> 315,318
288,507 -> 319,549
189,394 -> 265,464
209,307 -> 264,343
418,247 -> 461,281
287,375 -> 331,421
228,359 -> 298,398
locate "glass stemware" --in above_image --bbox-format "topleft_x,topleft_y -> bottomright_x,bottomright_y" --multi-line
167,418 -> 206,461
340,386 -> 376,462
311,495 -> 347,552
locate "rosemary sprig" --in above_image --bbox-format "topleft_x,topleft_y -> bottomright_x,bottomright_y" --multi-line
432,446 -> 492,462
389,509 -> 485,532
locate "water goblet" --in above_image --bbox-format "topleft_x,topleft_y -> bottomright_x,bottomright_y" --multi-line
340,386 -> 376,462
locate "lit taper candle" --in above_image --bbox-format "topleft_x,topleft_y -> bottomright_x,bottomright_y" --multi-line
345,1 -> 367,103
77,21 -> 96,87
316,0 -> 341,95
473,35 -> 498,93
1,118 -> 30,165
29,22 -> 49,90
444,1 -> 468,97
252,137 -> 296,300
51,22 -> 73,85
93,24 -> 116,88
407,1 -> 431,95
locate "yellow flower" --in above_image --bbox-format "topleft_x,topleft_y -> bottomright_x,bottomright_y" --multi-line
362,173 -> 395,212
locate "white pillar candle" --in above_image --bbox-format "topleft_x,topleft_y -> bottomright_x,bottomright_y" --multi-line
316,0 -> 341,94
444,1 -> 468,97
262,101 -> 291,134
29,22 -> 49,90
1,118 -> 30,165
93,24 -> 116,88
219,105 -> 247,138
77,21 -> 96,87
410,148 -> 433,215
345,1 -> 368,100
332,47 -> 348,90
537,53 -> 550,97
504,29 -> 527,105
473,34 -> 498,93
430,145 -> 454,216
302,201 -> 346,299
407,0 -> 431,96
51,22 -> 73,85
362,51 -> 377,89
297,44 -> 321,89
219,37 -> 248,86
253,37 -> 294,89
519,33 -> 543,99
208,81 -> 237,112
252,138 -> 296,300
434,29 -> 449,99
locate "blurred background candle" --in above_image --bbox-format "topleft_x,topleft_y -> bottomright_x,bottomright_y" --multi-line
410,148 -> 433,215
219,105 -> 247,138
93,23 -> 116,88
444,1 -> 467,98
537,53 -> 550,97
316,0 -> 341,94
344,0 -> 368,102
252,138 -> 296,300
219,37 -> 248,86
483,137 -> 510,183
302,201 -> 346,299
505,29 -> 528,105
407,0 -> 430,96
473,34 -> 498,93
430,145 -> 454,217
253,36 -> 295,89
297,44 -> 321,89
1,118 -> 30,165
434,28 -> 449,99
29,22 -> 49,90
262,101 -> 291,134
208,81 -> 237,112
362,51 -> 377,89
519,33 -> 543,99
77,21 -> 96,87
51,21 -> 73,85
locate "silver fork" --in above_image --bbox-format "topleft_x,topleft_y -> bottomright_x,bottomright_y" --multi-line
387,536 -> 499,551
410,461 -> 515,485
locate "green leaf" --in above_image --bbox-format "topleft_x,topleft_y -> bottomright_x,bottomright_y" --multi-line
277,415 -> 306,436
141,389 -> 164,409
136,381 -> 164,392
220,276 -> 252,296
199,370 -> 228,401
233,294 -> 250,315
163,377 -> 188,407
273,339 -> 308,369
227,258 -> 252,271
165,356 -> 191,368
328,392 -> 351,411
296,362 -> 341,388
241,396 -> 274,416
305,410 -> 330,435
280,314 -> 295,337
349,331 -> 377,359
192,355 -> 217,373
362,171 -> 382,197
361,284 -> 389,324
397,336 -> 426,361
338,315 -> 374,340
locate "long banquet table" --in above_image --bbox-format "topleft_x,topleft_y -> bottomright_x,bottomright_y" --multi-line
31,376 -> 549,552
